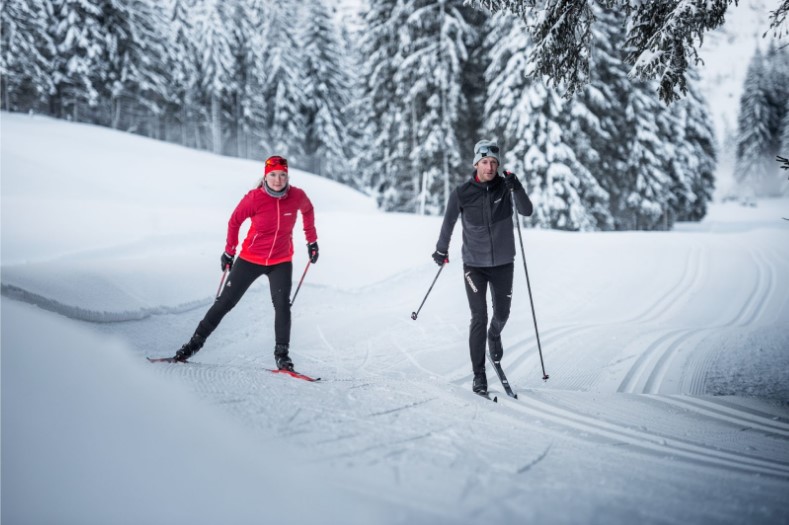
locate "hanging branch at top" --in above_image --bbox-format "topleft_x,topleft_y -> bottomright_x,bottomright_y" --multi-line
466,0 -> 788,104
766,1 -> 789,39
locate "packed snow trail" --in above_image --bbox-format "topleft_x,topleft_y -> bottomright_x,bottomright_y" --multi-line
3,114 -> 789,524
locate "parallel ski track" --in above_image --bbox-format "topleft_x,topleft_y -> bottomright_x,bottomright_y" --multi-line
617,246 -> 776,396
499,244 -> 707,392
500,392 -> 789,479
642,395 -> 789,438
478,244 -> 789,467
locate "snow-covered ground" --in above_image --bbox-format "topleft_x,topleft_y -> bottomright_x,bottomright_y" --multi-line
2,113 -> 789,524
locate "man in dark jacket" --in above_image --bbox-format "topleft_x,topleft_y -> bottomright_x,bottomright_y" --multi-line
432,140 -> 533,395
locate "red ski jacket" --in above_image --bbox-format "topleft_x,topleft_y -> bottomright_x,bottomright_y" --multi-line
225,186 -> 317,266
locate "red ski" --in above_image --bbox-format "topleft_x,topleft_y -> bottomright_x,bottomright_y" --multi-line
266,368 -> 321,382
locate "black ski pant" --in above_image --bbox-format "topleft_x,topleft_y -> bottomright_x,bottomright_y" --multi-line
194,258 -> 293,347
463,263 -> 514,374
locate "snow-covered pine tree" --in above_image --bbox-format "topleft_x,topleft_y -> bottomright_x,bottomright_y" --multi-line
46,0 -> 106,119
483,12 -> 609,231
735,47 -> 780,198
0,0 -> 55,112
565,7 -> 629,231
299,0 -> 352,182
193,0 -> 235,155
782,98 -> 789,163
617,78 -> 674,230
98,0 -> 170,134
394,0 -> 477,215
354,0 -> 411,209
762,43 -> 789,195
259,4 -> 306,160
164,0 -> 200,147
336,13 -> 365,187
661,69 -> 717,223
573,5 -> 710,230
225,0 -> 268,159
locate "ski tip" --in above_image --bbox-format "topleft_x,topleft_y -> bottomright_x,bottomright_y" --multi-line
147,356 -> 180,363
268,368 -> 320,382
493,396 -> 498,403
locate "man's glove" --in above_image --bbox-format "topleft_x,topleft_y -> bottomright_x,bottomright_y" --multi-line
307,242 -> 319,263
503,170 -> 518,191
432,250 -> 448,266
221,252 -> 234,271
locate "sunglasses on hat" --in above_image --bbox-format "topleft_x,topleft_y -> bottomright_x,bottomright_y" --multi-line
477,145 -> 499,156
266,157 -> 288,168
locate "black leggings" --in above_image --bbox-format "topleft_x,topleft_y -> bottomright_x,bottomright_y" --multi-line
195,258 -> 293,346
463,263 -> 514,374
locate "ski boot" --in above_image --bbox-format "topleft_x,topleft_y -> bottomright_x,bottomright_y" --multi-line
472,371 -> 488,394
174,333 -> 206,362
274,343 -> 294,372
488,332 -> 504,362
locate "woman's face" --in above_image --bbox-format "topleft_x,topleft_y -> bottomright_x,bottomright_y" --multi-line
266,170 -> 288,191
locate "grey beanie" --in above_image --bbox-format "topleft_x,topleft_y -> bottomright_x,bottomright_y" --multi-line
473,139 -> 500,166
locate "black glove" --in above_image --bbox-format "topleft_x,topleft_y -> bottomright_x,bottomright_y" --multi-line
432,250 -> 448,266
502,170 -> 518,191
221,252 -> 234,271
307,242 -> 319,263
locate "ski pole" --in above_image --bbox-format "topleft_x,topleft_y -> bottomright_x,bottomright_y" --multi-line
215,266 -> 230,298
509,176 -> 549,381
411,263 -> 445,320
290,261 -> 311,307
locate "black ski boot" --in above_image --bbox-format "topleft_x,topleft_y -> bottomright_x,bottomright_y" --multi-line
488,332 -> 504,362
472,371 -> 488,394
274,343 -> 294,371
174,333 -> 206,362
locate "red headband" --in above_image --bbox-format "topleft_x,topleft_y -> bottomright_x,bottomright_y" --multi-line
264,156 -> 288,175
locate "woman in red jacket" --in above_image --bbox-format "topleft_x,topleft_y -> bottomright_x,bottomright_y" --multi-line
171,155 -> 318,371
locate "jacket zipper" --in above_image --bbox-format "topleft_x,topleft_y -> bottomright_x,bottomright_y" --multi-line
485,185 -> 495,266
265,199 -> 281,265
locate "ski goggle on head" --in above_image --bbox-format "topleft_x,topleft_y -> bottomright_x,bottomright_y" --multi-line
477,145 -> 499,156
264,156 -> 288,175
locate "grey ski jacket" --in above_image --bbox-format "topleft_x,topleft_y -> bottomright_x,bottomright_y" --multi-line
436,173 -> 533,268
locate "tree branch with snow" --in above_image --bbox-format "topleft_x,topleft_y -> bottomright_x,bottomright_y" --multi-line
465,0 -> 788,104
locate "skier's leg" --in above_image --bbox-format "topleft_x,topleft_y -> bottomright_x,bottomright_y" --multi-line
266,261 -> 294,369
175,259 -> 263,360
464,265 -> 489,380
488,263 -> 514,361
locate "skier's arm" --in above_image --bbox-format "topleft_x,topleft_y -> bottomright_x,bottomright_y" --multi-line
225,192 -> 254,255
299,192 -> 317,244
513,184 -> 533,217
435,189 -> 460,254
504,173 -> 533,217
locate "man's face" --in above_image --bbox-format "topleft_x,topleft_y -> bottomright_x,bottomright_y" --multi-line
475,157 -> 499,182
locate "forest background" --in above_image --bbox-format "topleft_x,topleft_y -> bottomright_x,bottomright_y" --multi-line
2,0 -> 788,231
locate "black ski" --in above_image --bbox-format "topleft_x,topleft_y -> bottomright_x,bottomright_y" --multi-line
147,356 -> 182,363
476,391 -> 498,402
489,355 -> 518,399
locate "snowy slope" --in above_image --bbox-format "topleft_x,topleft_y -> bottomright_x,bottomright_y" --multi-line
2,113 -> 789,524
